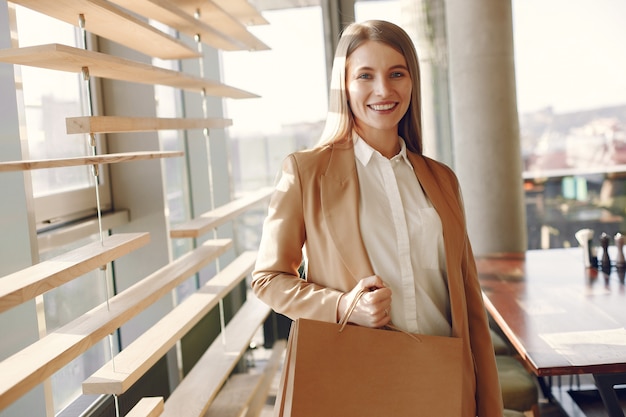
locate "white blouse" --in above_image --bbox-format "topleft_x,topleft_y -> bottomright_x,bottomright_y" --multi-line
354,135 -> 452,336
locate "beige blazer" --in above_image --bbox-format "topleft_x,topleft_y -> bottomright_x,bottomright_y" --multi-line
252,140 -> 504,417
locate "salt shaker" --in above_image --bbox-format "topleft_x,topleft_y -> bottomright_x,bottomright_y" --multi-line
575,228 -> 595,268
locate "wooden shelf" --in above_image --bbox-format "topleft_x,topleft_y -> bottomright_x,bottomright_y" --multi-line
126,397 -> 164,417
213,0 -> 269,26
82,251 -> 257,395
0,150 -> 184,172
205,340 -> 285,417
12,0 -> 199,60
206,374 -> 264,417
108,0 -> 249,51
172,0 -> 270,51
0,238 -> 232,412
0,233 -> 149,314
171,187 -> 273,239
0,44 -> 259,98
66,116 -> 232,134
161,296 -> 271,417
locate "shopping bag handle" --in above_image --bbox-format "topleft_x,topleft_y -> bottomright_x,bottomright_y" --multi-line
338,288 -> 422,342
338,288 -> 366,332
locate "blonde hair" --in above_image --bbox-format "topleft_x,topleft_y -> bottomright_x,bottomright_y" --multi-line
318,20 -> 423,154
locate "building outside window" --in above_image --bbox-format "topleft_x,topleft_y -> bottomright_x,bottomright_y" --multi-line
513,0 -> 626,248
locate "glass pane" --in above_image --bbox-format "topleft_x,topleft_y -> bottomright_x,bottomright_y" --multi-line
513,0 -> 626,248
222,6 -> 328,193
222,6 -> 329,254
15,7 -> 94,198
40,234 -> 119,414
52,341 -> 115,414
355,0 -> 401,22
152,55 -> 196,301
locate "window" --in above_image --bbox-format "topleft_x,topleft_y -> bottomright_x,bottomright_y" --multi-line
355,0 -> 401,22
513,0 -> 626,248
13,6 -> 116,413
40,235 -> 118,414
221,6 -> 329,252
15,6 -> 112,230
153,58 -> 196,302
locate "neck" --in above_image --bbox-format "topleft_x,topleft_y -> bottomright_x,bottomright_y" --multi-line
356,128 -> 400,159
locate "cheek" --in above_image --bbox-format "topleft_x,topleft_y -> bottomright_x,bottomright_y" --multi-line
404,84 -> 413,102
347,79 -> 365,99
346,83 -> 355,102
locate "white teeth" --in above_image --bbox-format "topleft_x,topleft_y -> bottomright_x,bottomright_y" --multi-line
369,103 -> 396,111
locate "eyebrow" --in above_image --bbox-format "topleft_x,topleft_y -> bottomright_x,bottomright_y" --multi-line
352,64 -> 409,72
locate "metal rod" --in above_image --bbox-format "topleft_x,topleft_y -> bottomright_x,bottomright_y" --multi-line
219,299 -> 227,345
114,394 -> 120,417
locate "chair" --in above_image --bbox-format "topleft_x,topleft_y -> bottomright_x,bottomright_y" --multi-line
490,328 -> 511,355
496,355 -> 540,417
503,409 -> 526,417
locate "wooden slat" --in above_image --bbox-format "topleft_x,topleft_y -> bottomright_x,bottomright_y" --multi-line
126,397 -> 164,417
0,239 -> 232,412
241,340 -> 287,417
12,0 -> 199,60
204,374 -> 262,417
82,251 -> 258,395
172,0 -> 270,51
66,116 -> 233,134
171,187 -> 273,239
0,44 -> 259,98
0,233 -> 149,314
0,151 -> 183,172
205,340 -> 287,417
213,0 -> 269,26
107,0 -> 246,51
161,296 -> 271,417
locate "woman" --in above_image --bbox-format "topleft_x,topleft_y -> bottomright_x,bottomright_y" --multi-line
252,20 -> 504,416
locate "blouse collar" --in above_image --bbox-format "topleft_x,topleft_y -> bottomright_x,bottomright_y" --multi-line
353,133 -> 412,168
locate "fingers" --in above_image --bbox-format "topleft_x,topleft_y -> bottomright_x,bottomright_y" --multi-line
358,274 -> 386,292
360,286 -> 392,327
340,275 -> 392,328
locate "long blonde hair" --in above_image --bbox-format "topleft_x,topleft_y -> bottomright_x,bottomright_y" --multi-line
318,20 -> 423,154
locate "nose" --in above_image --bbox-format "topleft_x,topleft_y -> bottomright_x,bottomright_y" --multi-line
373,77 -> 391,96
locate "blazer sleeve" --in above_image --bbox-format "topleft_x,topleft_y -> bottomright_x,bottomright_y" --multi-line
251,154 -> 344,323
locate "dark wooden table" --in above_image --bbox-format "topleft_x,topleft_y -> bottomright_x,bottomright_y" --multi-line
476,248 -> 626,417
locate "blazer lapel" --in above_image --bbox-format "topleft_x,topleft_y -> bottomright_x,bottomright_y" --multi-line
320,143 -> 374,281
408,153 -> 464,252
409,153 -> 466,334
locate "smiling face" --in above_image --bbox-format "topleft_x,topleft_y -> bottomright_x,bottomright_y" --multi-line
346,40 -> 412,146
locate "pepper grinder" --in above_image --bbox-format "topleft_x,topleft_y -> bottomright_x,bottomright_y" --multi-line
600,232 -> 611,273
615,232 -> 625,269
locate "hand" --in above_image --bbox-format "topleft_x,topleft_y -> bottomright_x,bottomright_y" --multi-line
337,275 -> 392,328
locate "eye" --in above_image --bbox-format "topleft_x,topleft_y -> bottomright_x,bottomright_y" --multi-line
390,71 -> 406,78
357,73 -> 372,80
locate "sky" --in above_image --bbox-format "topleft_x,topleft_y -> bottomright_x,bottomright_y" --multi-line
512,0 -> 626,114
222,0 -> 626,136
221,2 -> 403,136
14,1 -> 626,135
221,7 -> 329,135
